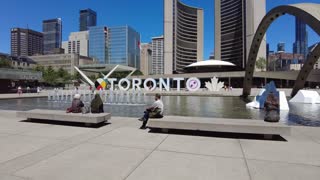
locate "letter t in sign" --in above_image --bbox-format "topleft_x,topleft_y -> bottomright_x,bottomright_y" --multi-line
173,78 -> 184,91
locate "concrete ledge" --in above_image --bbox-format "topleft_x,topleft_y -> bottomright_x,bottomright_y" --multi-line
147,116 -> 291,136
17,109 -> 111,124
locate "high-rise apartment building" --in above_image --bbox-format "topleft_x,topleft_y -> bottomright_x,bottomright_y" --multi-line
108,26 -> 140,69
151,36 -> 164,75
11,28 -> 43,56
215,0 -> 266,70
277,42 -> 285,52
43,18 -> 62,54
89,26 -> 108,64
63,31 -> 89,56
140,43 -> 152,75
79,9 -> 97,31
293,17 -> 308,59
164,0 -> 204,74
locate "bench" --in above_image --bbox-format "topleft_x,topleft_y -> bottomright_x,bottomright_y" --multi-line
17,109 -> 111,125
147,116 -> 291,136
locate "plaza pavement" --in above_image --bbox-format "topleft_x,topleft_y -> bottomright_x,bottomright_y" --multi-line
0,110 -> 319,180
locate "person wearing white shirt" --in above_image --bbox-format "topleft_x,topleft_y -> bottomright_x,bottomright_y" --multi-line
138,94 -> 164,129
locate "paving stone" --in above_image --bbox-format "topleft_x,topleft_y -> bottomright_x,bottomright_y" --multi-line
240,139 -> 320,166
158,135 -> 243,158
126,150 -> 250,180
0,135 -> 60,164
0,174 -> 27,180
247,159 -> 320,180
90,127 -> 167,150
21,125 -> 93,140
15,143 -> 151,180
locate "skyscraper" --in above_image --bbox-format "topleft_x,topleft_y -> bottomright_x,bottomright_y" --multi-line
43,18 -> 62,54
79,9 -> 97,31
164,0 -> 204,74
88,26 -> 140,68
277,42 -> 285,52
215,0 -> 266,70
140,43 -> 152,75
293,17 -> 308,59
108,26 -> 140,69
152,36 -> 164,75
63,31 -> 89,56
11,28 -> 43,56
88,26 -> 108,64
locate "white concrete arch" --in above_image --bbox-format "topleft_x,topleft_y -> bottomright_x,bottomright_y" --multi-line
242,3 -> 320,97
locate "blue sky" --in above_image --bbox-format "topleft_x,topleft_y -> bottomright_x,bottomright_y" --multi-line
0,0 -> 319,59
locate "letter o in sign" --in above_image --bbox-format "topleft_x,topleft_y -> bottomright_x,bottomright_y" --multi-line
143,78 -> 157,91
186,77 -> 201,91
118,78 -> 131,91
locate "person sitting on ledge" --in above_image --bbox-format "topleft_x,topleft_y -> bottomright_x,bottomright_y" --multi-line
91,93 -> 104,113
264,92 -> 280,123
67,94 -> 84,113
138,93 -> 164,129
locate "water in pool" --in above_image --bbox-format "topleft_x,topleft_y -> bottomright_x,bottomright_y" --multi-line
0,96 -> 319,127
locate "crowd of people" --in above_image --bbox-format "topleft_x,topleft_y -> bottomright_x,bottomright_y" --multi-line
17,86 -> 42,95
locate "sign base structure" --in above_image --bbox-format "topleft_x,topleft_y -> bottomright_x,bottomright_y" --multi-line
290,90 -> 320,104
246,81 -> 289,111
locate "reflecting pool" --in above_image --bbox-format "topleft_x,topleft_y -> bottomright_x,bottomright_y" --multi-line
0,96 -> 319,127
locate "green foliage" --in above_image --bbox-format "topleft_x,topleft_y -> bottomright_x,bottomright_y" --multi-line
72,72 -> 81,80
256,57 -> 266,71
43,66 -> 59,86
57,67 -> 68,78
108,70 -> 144,79
109,71 -> 130,79
0,56 -> 12,68
33,65 -> 74,86
89,74 -> 98,81
34,65 -> 45,72
132,70 -> 143,76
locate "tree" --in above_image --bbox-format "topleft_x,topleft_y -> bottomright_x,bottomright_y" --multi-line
107,70 -> 144,79
256,57 -> 266,71
109,71 -> 130,79
57,67 -> 68,78
43,66 -> 59,86
132,70 -> 143,76
34,65 -> 45,72
73,72 -> 81,80
89,74 -> 98,82
0,57 -> 11,68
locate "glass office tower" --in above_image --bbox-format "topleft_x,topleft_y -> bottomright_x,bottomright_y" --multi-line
88,26 -> 108,64
89,26 -> 140,68
293,17 -> 308,59
108,26 -> 140,69
277,42 -> 285,52
79,9 -> 97,31
43,18 -> 62,54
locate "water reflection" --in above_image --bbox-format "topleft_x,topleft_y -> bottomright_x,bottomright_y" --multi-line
0,96 -> 319,127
